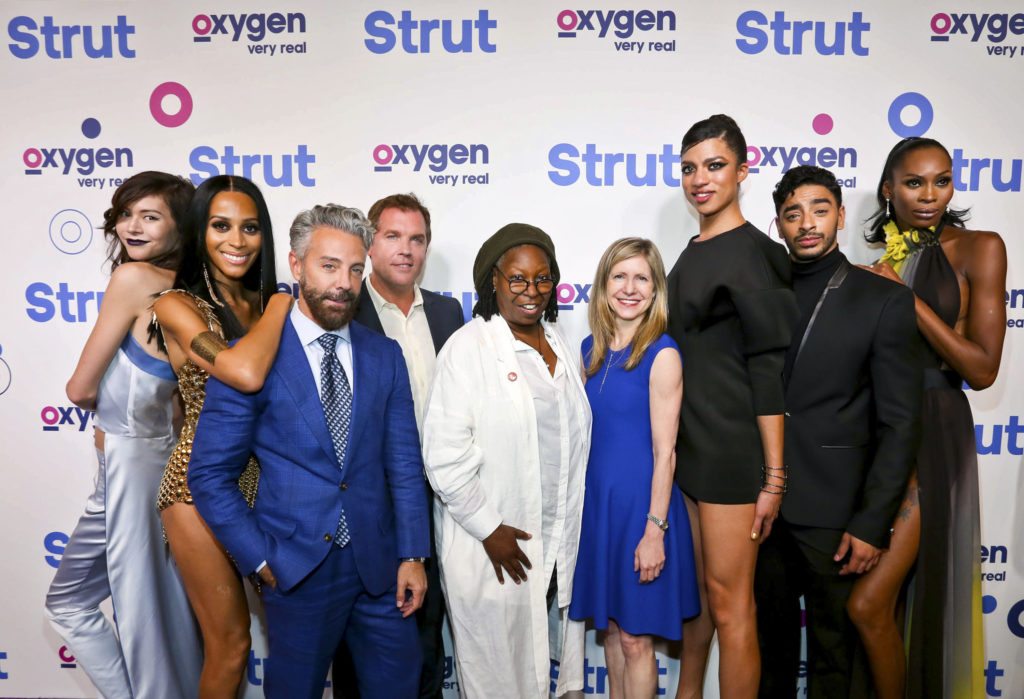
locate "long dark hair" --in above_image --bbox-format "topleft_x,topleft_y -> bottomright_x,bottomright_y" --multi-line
173,175 -> 277,341
102,171 -> 194,270
865,137 -> 970,243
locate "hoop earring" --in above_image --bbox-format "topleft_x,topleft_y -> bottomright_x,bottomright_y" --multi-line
203,264 -> 226,307
885,198 -> 891,219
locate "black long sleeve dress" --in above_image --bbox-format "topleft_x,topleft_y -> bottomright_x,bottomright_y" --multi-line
667,222 -> 798,504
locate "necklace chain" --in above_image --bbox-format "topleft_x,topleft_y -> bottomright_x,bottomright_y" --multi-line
599,347 -> 625,393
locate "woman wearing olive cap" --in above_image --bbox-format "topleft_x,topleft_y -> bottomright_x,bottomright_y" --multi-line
422,223 -> 592,699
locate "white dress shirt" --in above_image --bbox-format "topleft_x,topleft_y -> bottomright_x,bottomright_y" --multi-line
289,303 -> 354,397
365,275 -> 434,429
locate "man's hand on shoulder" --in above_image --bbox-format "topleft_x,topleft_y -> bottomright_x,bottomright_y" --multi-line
835,532 -> 883,575
396,560 -> 427,617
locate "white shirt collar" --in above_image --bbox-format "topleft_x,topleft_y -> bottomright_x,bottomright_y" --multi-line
366,274 -> 423,314
290,302 -> 351,347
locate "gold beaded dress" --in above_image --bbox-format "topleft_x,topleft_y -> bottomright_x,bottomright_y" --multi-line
156,290 -> 259,510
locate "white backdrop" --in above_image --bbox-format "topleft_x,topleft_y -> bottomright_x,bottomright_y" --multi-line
1,1 -> 1021,697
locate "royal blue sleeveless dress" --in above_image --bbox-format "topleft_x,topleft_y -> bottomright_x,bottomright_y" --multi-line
569,334 -> 700,639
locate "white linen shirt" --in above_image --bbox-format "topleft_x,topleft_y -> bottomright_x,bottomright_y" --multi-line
364,276 -> 434,429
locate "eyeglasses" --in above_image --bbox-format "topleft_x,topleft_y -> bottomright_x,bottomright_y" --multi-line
493,266 -> 556,295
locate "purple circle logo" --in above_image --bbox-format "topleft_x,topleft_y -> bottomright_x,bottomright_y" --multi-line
150,82 -> 194,128
557,10 -> 578,31
193,14 -> 212,35
811,113 -> 834,136
81,118 -> 101,139
931,13 -> 951,35
888,92 -> 933,138
373,144 -> 394,165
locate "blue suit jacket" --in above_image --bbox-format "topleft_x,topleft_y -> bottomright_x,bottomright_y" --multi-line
188,317 -> 430,594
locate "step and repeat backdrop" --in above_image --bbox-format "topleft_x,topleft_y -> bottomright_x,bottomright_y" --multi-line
1,1 -> 1021,697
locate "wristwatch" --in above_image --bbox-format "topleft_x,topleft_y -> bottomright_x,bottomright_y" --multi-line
646,513 -> 669,531
400,557 -> 427,563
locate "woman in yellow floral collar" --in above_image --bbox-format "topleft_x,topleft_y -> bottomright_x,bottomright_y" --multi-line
851,137 -> 1007,699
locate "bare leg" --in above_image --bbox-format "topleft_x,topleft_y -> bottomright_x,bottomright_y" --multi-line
604,625 -> 626,699
617,621 -> 657,699
163,503 -> 251,699
677,495 -> 714,699
698,502 -> 760,699
847,477 -> 920,699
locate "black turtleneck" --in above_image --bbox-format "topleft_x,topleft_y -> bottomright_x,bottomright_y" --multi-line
783,246 -> 845,383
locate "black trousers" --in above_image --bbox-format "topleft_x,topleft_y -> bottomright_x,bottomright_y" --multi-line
331,481 -> 447,699
754,519 -> 869,699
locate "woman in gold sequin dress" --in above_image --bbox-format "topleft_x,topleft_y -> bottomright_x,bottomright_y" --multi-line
153,175 -> 291,698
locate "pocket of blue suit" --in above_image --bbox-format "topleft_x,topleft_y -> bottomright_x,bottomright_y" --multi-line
261,517 -> 297,540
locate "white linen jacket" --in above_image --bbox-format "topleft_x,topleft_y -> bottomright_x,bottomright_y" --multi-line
422,315 -> 592,698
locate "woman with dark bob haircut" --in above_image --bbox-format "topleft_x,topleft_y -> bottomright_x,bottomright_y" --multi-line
667,114 -> 798,699
46,171 -> 204,698
153,175 -> 293,697
851,137 -> 1007,699
422,223 -> 592,698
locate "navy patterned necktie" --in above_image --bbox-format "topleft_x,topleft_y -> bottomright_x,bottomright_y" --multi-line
317,333 -> 351,547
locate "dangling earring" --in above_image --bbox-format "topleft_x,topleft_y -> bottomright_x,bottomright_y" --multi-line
885,198 -> 891,219
259,266 -> 265,313
203,264 -> 226,307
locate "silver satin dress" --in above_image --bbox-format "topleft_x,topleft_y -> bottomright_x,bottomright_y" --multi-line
45,334 -> 202,698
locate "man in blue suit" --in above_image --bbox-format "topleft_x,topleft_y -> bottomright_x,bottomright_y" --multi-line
189,204 -> 430,699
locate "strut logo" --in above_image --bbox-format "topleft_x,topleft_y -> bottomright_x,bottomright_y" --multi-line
888,92 -> 1022,192
548,143 -> 680,187
736,10 -> 870,56
0,345 -> 10,397
191,12 -> 307,56
746,113 -> 858,186
0,651 -> 6,679
189,145 -> 316,187
365,10 -> 497,54
555,9 -> 677,52
22,118 -> 134,188
41,405 -> 95,433
58,647 -> 76,670
44,531 -> 69,568
975,416 -> 1024,455
581,657 -> 669,694
930,12 -> 1024,57
372,143 -> 491,186
25,282 -> 104,323
7,15 -> 135,59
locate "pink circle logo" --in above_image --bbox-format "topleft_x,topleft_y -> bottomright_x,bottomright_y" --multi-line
557,10 -> 578,31
811,113 -> 834,136
23,148 -> 43,168
931,13 -> 951,34
150,82 -> 194,128
746,145 -> 762,168
373,144 -> 394,165
192,14 -> 212,35
41,406 -> 59,426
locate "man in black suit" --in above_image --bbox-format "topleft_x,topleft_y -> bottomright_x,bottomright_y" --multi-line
755,166 -> 923,698
333,193 -> 463,699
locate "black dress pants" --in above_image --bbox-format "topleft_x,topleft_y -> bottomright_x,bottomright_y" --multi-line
754,519 -> 867,699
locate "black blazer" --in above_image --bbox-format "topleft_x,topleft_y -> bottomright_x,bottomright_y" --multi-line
782,256 -> 923,548
355,285 -> 464,355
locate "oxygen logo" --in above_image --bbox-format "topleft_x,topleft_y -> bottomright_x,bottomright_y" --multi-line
548,143 -> 680,187
191,12 -> 307,56
0,345 -> 10,396
25,282 -> 105,323
188,145 -> 316,187
7,15 -> 135,59
1005,288 -> 1024,329
438,283 -> 590,321
747,113 -> 858,185
41,405 -> 95,433
736,10 -> 870,55
372,143 -> 491,187
555,9 -> 677,52
58,647 -> 76,669
49,209 -> 94,255
888,92 -> 1022,192
150,82 -> 193,128
930,12 -> 1024,57
981,544 -> 1008,583
0,651 -> 7,679
22,118 -> 134,189
364,10 -> 497,54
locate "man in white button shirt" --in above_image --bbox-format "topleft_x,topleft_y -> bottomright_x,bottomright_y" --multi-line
333,193 -> 463,699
